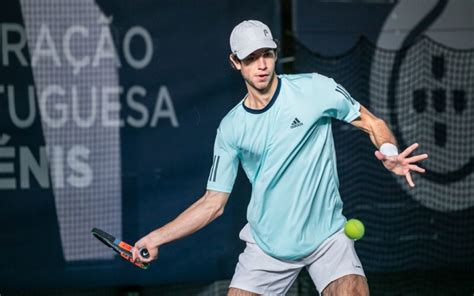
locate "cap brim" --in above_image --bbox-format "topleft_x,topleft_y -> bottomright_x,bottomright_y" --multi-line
236,39 -> 277,60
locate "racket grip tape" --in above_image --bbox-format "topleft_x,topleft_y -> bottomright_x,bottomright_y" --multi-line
140,248 -> 150,258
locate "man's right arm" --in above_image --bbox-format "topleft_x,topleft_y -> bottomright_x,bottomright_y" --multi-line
133,190 -> 230,262
133,120 -> 240,262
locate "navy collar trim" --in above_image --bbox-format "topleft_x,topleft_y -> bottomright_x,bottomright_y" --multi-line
242,77 -> 281,114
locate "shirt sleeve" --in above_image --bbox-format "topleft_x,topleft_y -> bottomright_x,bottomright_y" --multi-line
206,125 -> 239,193
321,79 -> 361,123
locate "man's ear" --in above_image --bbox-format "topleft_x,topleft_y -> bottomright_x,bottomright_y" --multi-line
229,54 -> 241,70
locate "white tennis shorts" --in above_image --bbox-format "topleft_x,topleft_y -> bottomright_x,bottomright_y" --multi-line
229,224 -> 366,295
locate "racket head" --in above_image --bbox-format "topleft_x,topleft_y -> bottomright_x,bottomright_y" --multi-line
91,228 -> 118,251
91,228 -> 149,269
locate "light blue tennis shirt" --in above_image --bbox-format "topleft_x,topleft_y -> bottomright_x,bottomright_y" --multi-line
207,73 -> 361,260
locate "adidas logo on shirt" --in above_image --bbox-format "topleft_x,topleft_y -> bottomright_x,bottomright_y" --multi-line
290,117 -> 303,129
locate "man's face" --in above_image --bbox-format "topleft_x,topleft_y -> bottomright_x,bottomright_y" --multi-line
232,48 -> 277,92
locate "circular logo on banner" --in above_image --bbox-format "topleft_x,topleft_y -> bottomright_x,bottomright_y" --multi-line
370,0 -> 474,211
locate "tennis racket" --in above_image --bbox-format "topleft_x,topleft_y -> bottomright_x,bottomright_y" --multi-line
91,227 -> 150,269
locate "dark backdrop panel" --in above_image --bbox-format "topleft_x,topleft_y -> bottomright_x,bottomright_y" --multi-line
0,0 -> 64,288
293,0 -> 474,274
294,0 -> 395,54
1,0 -> 279,290
3,0 -> 473,292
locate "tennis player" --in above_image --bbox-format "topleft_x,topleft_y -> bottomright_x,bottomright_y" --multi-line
133,20 -> 428,295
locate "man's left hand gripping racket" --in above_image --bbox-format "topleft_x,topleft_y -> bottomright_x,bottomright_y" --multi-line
91,228 -> 150,269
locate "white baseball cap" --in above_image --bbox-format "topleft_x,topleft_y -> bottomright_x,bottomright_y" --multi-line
230,20 -> 277,60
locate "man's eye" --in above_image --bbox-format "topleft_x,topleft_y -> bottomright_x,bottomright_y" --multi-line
264,51 -> 274,58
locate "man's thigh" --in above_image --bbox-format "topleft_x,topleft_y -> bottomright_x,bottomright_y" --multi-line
322,274 -> 369,296
229,224 -> 303,295
305,230 -> 366,293
230,241 -> 303,294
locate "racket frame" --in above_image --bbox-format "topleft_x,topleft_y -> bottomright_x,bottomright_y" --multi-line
91,228 -> 149,269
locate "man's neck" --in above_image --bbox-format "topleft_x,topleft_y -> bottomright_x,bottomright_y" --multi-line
244,73 -> 278,110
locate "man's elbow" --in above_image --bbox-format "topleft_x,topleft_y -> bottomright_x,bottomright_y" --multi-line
207,200 -> 225,220
202,191 -> 227,219
215,206 -> 225,218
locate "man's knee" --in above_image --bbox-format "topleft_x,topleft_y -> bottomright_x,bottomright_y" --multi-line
322,274 -> 369,296
227,287 -> 260,296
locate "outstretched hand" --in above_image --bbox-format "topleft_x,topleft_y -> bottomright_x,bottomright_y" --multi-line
375,143 -> 428,187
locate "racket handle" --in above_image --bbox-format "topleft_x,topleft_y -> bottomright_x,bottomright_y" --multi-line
140,248 -> 150,258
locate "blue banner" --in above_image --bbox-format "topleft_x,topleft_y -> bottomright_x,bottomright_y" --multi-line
1,0 -> 279,289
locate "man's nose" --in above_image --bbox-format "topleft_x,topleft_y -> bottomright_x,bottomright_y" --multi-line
257,56 -> 267,69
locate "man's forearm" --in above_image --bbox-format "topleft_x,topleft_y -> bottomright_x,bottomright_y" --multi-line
352,105 -> 397,150
146,191 -> 227,247
368,118 -> 397,149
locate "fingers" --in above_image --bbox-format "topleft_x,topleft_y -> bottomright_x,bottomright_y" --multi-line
399,143 -> 419,158
132,247 -> 139,262
133,238 -> 147,262
132,243 -> 145,262
406,153 -> 428,163
133,246 -> 151,263
133,241 -> 156,263
374,150 -> 386,160
377,143 -> 427,187
409,164 -> 426,173
405,172 -> 415,187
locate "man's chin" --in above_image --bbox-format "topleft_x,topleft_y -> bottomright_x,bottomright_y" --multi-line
253,80 -> 271,91
255,84 -> 269,91
245,75 -> 273,92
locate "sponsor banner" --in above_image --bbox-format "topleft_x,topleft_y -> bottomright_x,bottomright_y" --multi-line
1,0 -> 279,288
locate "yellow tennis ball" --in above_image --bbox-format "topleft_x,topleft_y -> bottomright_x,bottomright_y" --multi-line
344,219 -> 365,240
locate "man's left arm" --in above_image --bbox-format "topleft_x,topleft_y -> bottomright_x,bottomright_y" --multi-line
351,105 -> 428,187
